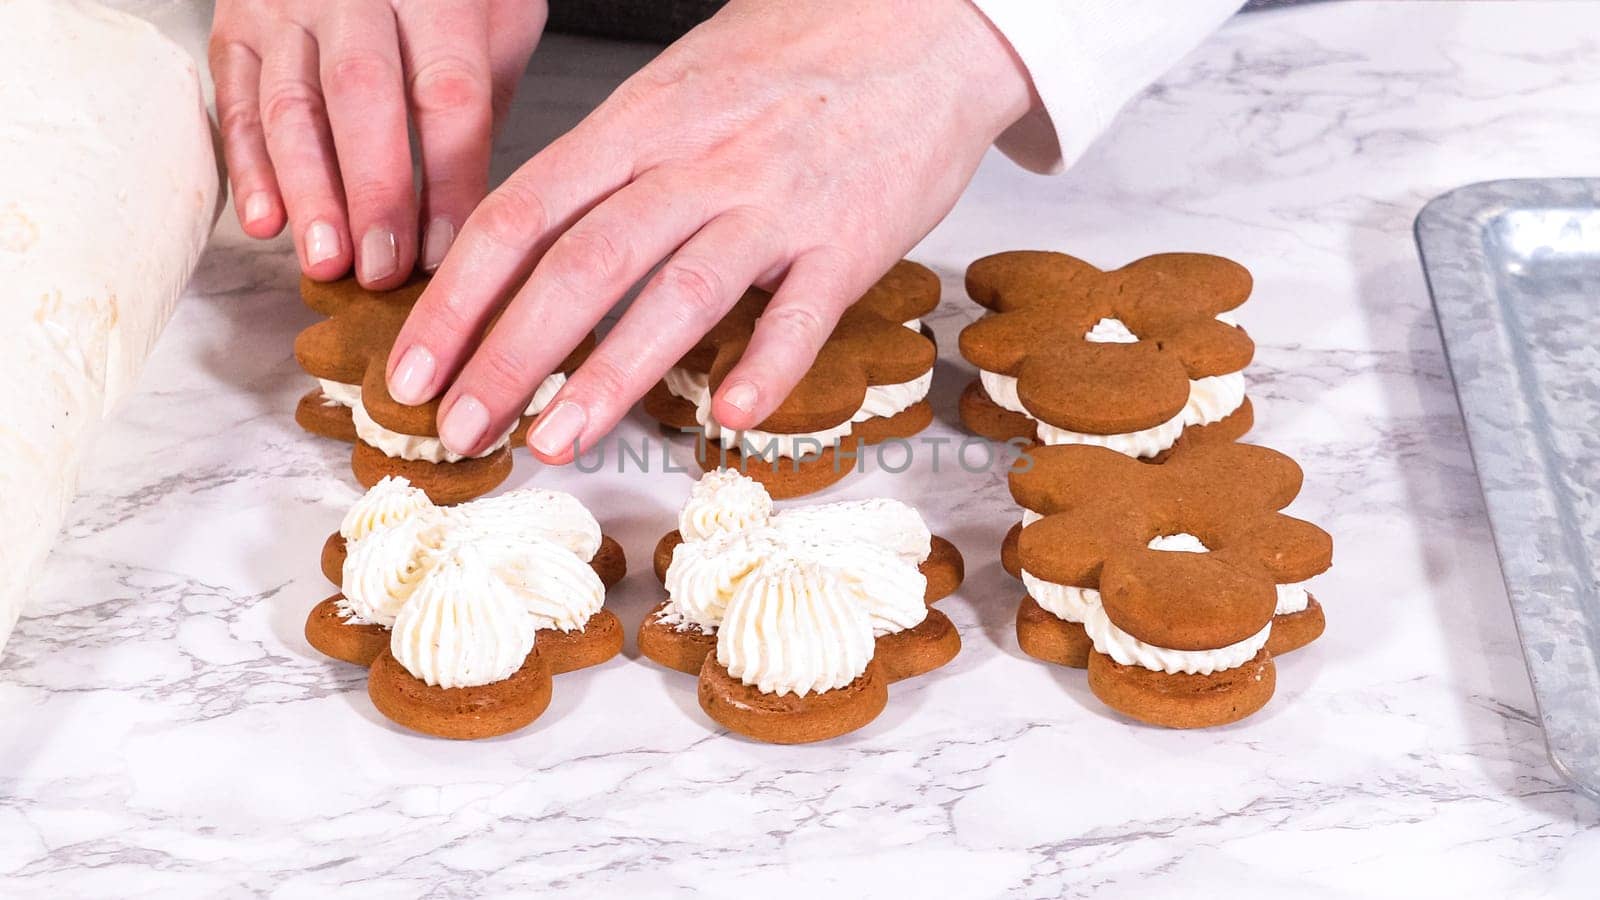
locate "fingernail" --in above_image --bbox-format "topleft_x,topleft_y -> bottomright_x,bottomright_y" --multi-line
242,192 -> 273,226
388,344 -> 437,405
421,219 -> 455,272
722,381 -> 758,416
360,227 -> 399,283
439,394 -> 491,455
529,401 -> 588,459
305,220 -> 340,266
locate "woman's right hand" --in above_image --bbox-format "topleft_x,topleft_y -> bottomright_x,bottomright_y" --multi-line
209,0 -> 546,288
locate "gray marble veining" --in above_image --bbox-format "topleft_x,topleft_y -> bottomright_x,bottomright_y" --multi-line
5,2 -> 1600,896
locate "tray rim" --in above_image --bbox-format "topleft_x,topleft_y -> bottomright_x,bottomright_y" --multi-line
1416,176 -> 1600,801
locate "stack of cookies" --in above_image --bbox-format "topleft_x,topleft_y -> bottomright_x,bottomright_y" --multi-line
642,261 -> 941,498
1010,443 -> 1331,727
960,252 -> 1258,584
957,251 -> 1331,728
292,274 -> 592,504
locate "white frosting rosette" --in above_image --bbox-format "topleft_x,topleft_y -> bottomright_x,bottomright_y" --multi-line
661,470 -> 935,695
335,478 -> 608,686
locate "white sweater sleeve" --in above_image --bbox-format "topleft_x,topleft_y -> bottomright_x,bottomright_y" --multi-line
971,0 -> 1246,173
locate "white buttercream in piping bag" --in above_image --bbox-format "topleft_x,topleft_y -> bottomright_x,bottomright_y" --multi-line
0,0 -> 219,657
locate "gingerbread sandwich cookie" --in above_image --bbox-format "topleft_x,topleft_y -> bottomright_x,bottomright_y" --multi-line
640,469 -> 963,742
1009,442 -> 1332,728
642,261 -> 939,498
366,546 -> 557,741
958,252 -> 1256,461
293,273 -> 593,504
308,476 -> 626,676
305,479 -> 623,739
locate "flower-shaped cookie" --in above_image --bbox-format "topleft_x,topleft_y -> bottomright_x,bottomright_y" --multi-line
293,274 -> 593,504
304,477 -> 625,739
1008,442 -> 1332,729
637,469 -> 965,743
958,252 -> 1256,459
642,260 -> 940,498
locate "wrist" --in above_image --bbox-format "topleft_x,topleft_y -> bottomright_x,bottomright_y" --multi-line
941,0 -> 1041,138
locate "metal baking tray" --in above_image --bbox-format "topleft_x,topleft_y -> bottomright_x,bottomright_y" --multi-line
1418,178 -> 1600,800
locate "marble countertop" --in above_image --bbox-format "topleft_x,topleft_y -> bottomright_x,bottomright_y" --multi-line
6,1 -> 1600,895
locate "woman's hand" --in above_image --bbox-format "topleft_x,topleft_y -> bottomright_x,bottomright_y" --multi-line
386,0 -> 1036,463
209,0 -> 546,287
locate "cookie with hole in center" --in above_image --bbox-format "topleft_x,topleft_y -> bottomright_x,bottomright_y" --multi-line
958,252 -> 1255,461
643,260 -> 940,498
293,273 -> 595,503
1010,442 -> 1332,727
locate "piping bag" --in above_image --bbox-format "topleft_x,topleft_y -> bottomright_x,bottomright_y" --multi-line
0,0 -> 221,658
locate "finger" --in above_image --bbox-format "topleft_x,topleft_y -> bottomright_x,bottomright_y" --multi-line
714,249 -> 867,429
382,121 -> 637,407
487,0 -> 545,132
431,174 -> 715,458
526,208 -> 787,464
210,39 -> 286,238
259,25 -> 352,280
317,0 -> 417,289
395,0 -> 492,273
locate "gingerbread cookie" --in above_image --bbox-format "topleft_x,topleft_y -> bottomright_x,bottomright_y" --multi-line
1009,442 -> 1331,728
293,274 -> 593,503
640,469 -> 963,742
642,261 -> 940,498
304,477 -> 623,739
958,252 -> 1255,460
